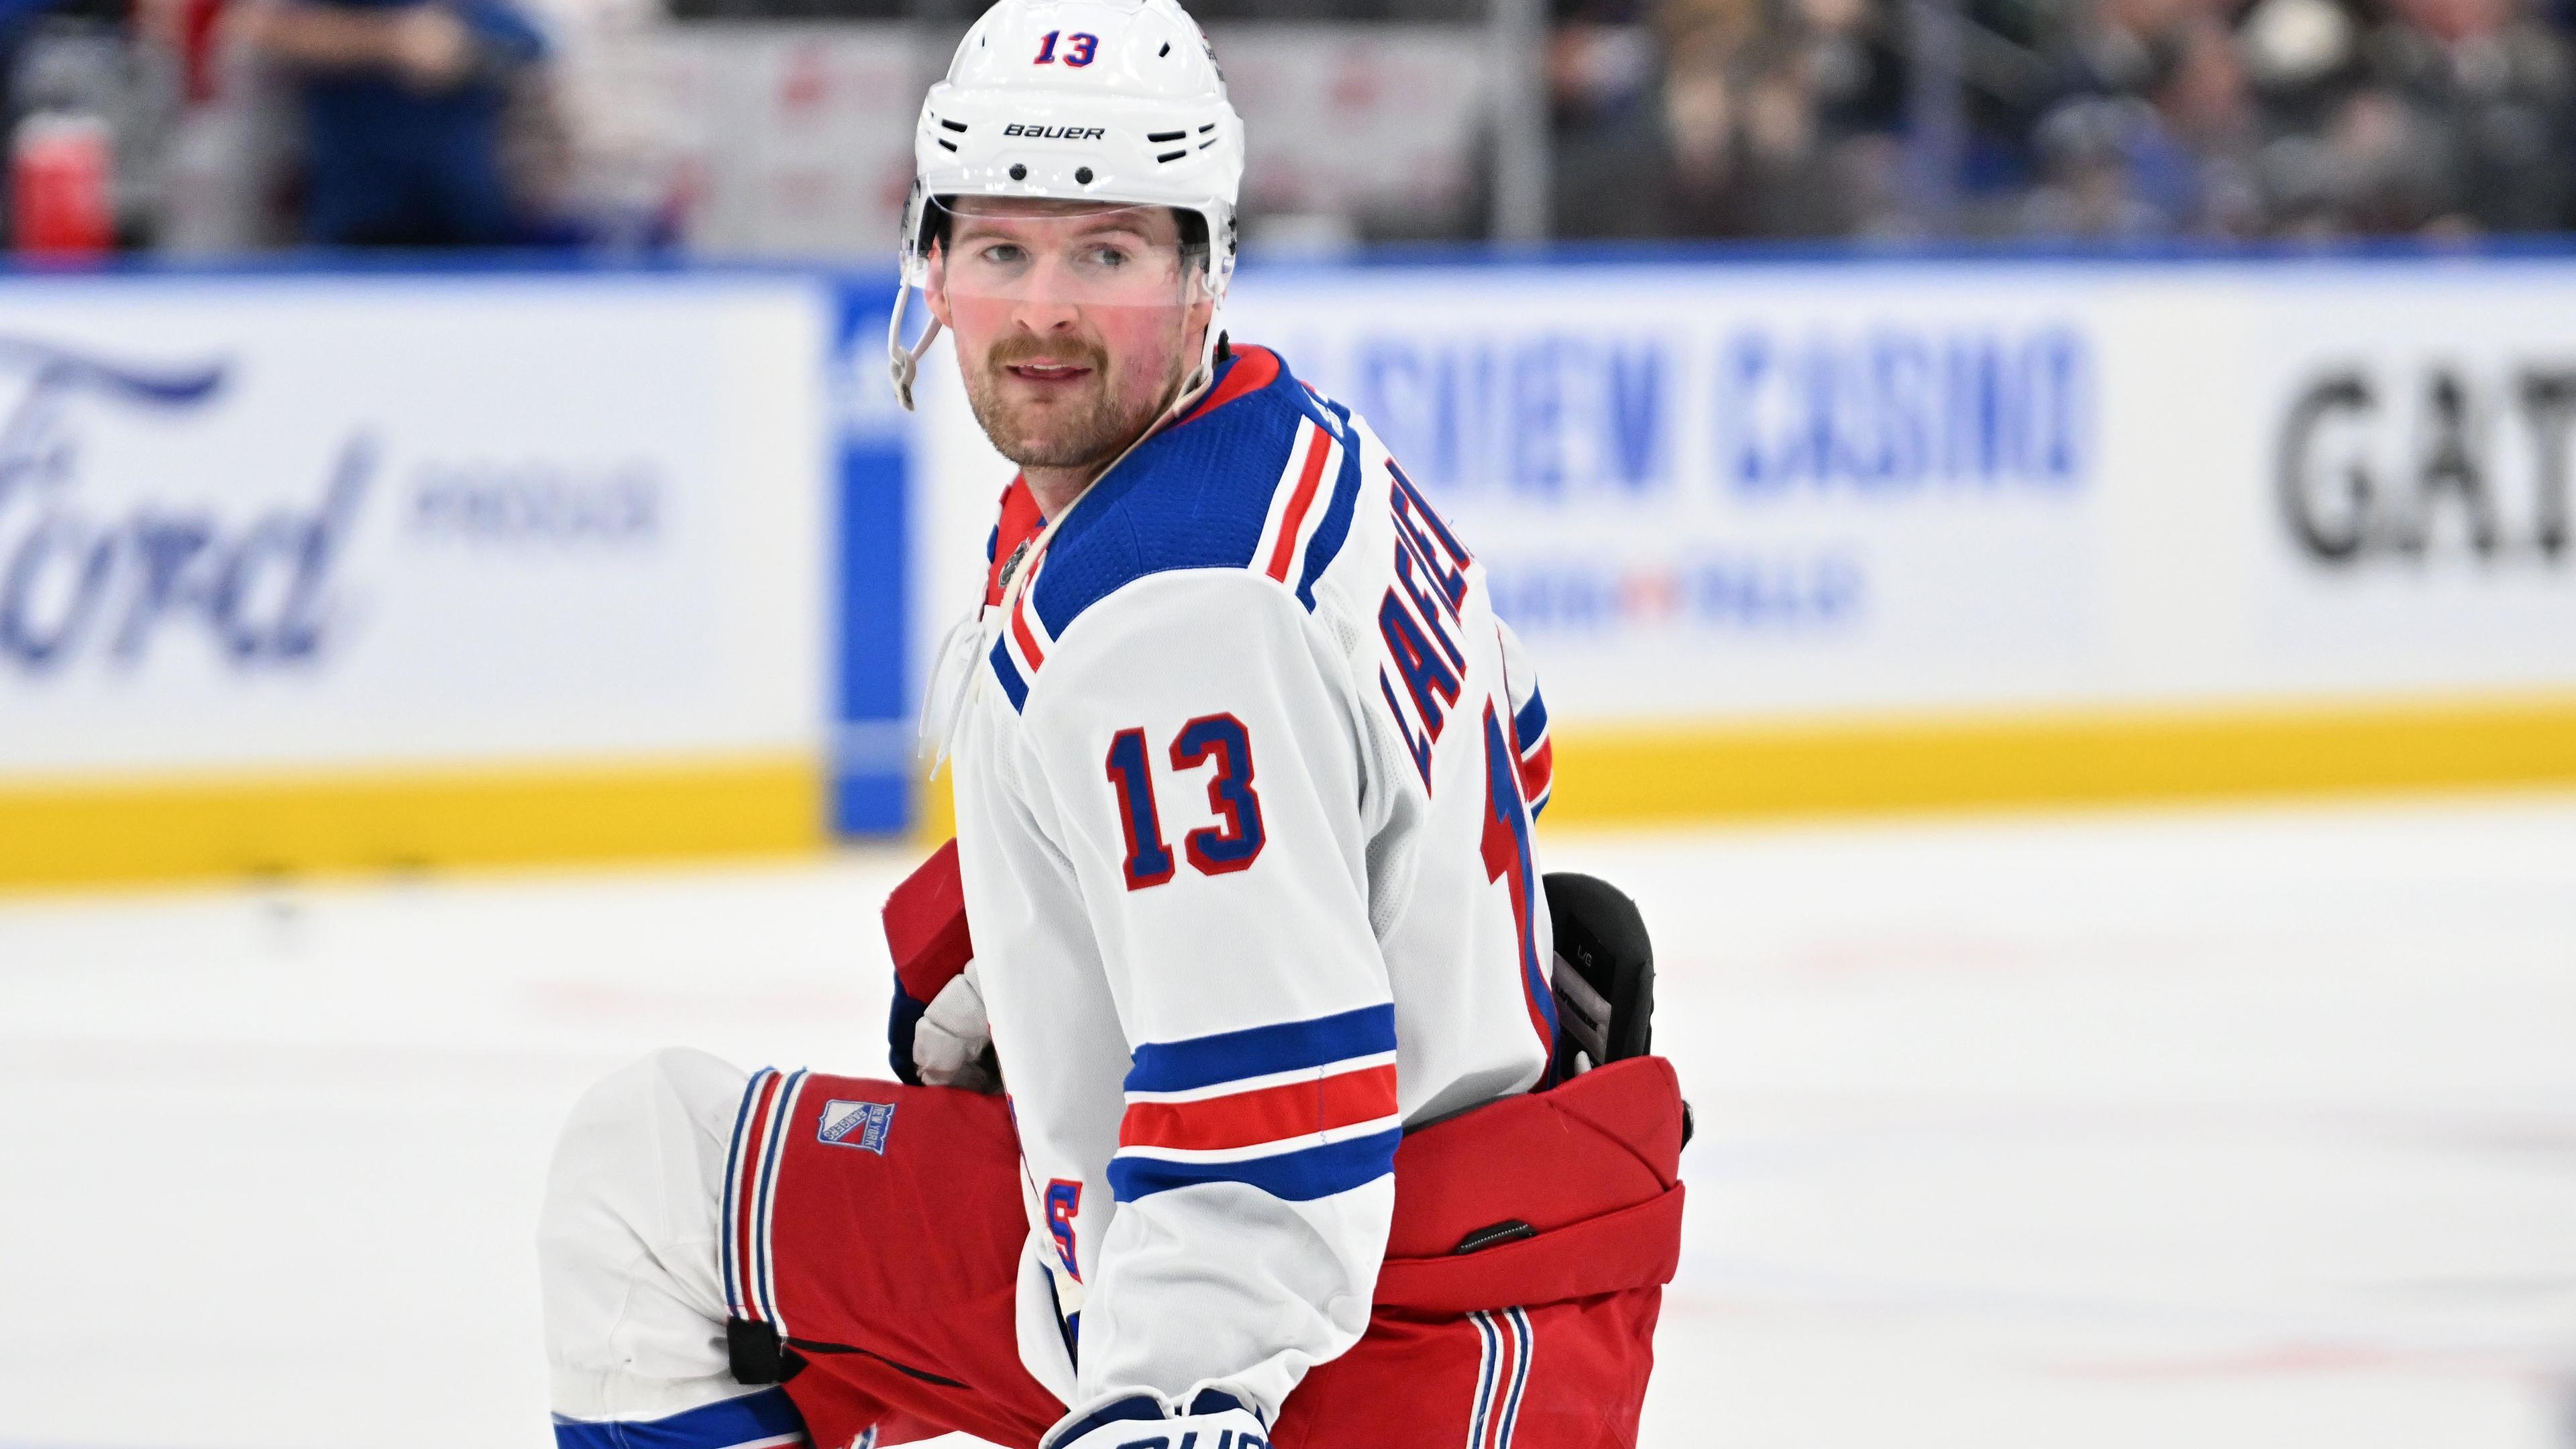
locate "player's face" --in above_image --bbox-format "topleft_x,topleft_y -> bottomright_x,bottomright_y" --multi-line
927,199 -> 1212,474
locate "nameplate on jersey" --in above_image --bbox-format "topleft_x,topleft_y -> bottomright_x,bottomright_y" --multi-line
817,1099 -> 898,1154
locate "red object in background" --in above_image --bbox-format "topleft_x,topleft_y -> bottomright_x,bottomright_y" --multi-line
180,0 -> 229,105
12,113 -> 115,256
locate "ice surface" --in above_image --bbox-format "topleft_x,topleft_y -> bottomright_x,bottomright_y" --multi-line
3,794 -> 2573,1449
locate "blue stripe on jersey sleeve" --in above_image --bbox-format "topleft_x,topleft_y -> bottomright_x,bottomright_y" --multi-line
1124,1004 -> 1397,1094
1515,689 -> 1548,748
553,1387 -> 805,1449
988,637 -> 1028,712
1293,444 -> 1364,612
1108,1127 -> 1401,1203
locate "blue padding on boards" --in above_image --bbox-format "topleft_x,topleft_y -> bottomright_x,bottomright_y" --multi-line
553,1387 -> 806,1449
834,771 -> 909,837
830,282 -> 912,838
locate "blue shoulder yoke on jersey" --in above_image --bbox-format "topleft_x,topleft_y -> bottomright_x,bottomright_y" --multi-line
1026,345 -> 1364,643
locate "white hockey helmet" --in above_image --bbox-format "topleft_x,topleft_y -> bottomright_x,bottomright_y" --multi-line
888,0 -> 1246,411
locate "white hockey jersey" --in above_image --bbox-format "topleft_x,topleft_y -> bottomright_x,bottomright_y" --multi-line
937,344 -> 1560,1424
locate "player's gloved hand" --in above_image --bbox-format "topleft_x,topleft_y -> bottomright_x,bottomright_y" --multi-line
908,965 -> 998,1091
1042,1389 -> 1269,1449
884,839 -> 1001,1093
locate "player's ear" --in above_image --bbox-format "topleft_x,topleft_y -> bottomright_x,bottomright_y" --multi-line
1182,257 -> 1216,353
925,239 -> 954,329
1187,293 -> 1215,353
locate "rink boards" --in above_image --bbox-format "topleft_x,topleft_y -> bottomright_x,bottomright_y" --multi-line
1211,258 -> 2576,823
0,272 -> 858,886
4,255 -> 2574,884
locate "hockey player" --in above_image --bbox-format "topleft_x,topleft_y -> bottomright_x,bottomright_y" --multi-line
537,2 -> 1684,1447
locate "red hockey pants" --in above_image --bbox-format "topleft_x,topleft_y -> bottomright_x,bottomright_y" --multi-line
730,1055 -> 1686,1449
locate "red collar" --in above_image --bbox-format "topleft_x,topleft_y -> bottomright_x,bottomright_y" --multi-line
982,476 -> 1046,608
1171,344 -> 1281,429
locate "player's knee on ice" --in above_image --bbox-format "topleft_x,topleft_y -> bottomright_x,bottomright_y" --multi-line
537,1046 -> 750,1422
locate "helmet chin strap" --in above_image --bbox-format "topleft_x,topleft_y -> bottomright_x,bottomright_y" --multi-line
888,283 -> 943,414
1154,309 -> 1225,430
1135,262 -> 1228,435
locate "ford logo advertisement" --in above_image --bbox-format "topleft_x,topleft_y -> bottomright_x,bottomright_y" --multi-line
0,339 -> 369,672
0,274 -> 842,883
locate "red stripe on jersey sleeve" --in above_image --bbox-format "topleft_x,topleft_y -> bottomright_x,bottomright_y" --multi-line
1119,1063 -> 1398,1152
1517,735 -> 1554,807
1263,428 -> 1335,583
1010,590 -> 1047,670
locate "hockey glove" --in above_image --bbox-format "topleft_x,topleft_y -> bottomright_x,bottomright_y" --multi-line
906,965 -> 998,1092
883,839 -> 1000,1093
1042,1389 -> 1268,1449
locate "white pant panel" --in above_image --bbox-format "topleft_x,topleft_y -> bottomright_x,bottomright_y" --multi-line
1013,1235 -> 1081,1407
538,1047 -> 754,1423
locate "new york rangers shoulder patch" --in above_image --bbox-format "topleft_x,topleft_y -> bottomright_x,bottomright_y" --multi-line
817,1099 -> 898,1154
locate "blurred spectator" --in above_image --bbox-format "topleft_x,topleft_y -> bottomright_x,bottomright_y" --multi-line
1549,0 -> 1893,238
11,0 -> 2576,252
2376,0 -> 2573,231
2153,14 -> 2263,233
1654,25 -> 1735,233
1546,3 -> 1678,236
2017,95 -> 2178,236
231,0 -> 551,244
1539,0 -> 2576,243
141,0 -> 301,250
1702,36 -> 1853,234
